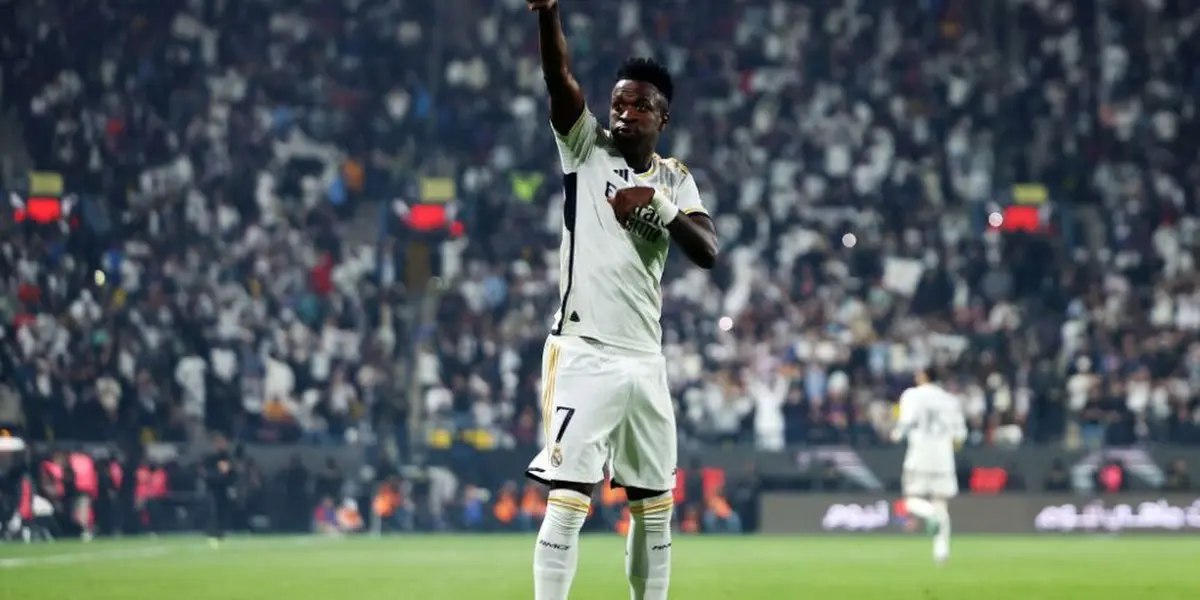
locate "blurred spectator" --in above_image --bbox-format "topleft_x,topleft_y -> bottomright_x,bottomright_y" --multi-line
313,497 -> 363,536
1164,459 -> 1191,491
702,486 -> 742,534
2,0 -> 1200,459
519,481 -> 547,528
314,458 -> 345,505
372,476 -> 413,532
1095,460 -> 1128,494
491,481 -> 527,532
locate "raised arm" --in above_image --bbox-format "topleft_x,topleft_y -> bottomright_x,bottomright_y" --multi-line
528,1 -> 586,136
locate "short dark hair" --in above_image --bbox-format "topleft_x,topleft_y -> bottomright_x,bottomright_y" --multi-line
616,57 -> 673,105
923,365 -> 942,383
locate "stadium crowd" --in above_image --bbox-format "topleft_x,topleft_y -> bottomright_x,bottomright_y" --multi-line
1,0 -> 1200,467
1,0 -> 401,447
420,0 -> 1200,452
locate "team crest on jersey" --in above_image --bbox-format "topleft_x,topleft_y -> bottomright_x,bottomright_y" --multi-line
550,445 -> 564,468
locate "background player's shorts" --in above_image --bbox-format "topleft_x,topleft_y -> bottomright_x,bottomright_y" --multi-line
902,470 -> 959,499
525,335 -> 676,492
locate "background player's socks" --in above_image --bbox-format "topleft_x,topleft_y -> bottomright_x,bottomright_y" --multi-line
534,488 -> 591,600
626,492 -> 674,600
932,499 -> 951,563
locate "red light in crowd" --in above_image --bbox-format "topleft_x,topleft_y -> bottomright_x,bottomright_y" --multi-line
14,197 -> 64,224
407,204 -> 448,231
1001,205 -> 1040,232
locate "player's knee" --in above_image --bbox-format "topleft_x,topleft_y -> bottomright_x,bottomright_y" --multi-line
626,487 -> 673,534
550,480 -> 595,498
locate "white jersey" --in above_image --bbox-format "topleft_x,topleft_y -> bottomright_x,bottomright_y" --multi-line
549,108 -> 709,354
894,383 -> 968,474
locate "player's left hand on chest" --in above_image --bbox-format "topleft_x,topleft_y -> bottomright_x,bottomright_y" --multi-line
609,186 -> 655,223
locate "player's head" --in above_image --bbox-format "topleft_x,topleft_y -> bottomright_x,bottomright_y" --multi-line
915,366 -> 941,386
610,57 -> 673,152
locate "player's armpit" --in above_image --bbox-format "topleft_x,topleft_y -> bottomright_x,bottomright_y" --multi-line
534,5 -> 586,136
666,212 -> 718,270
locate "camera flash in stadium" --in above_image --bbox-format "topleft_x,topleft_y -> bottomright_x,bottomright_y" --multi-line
841,233 -> 857,248
718,316 -> 733,331
94,270 -> 106,286
988,212 -> 1004,228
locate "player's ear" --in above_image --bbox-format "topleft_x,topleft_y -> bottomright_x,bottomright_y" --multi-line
659,110 -> 670,131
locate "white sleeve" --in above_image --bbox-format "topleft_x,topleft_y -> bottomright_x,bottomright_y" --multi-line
673,171 -> 709,216
950,395 -> 968,443
552,109 -> 602,173
891,390 -> 915,442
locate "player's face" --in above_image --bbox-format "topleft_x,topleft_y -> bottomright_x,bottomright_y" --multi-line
609,80 -> 668,149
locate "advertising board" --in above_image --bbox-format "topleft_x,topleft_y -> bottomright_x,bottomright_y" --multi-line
762,493 -> 1200,535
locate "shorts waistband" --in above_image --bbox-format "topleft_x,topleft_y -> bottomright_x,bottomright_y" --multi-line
551,335 -> 662,358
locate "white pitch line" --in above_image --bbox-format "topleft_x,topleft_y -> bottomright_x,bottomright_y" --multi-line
0,535 -> 335,569
0,546 -> 172,568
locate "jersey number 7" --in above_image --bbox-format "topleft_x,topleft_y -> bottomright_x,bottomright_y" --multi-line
553,406 -> 576,443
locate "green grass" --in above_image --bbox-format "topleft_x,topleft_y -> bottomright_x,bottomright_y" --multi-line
2,534 -> 1198,599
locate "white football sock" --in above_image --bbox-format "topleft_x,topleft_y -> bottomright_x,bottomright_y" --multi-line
905,497 -> 935,520
932,499 -> 951,562
534,489 -> 590,600
626,492 -> 674,600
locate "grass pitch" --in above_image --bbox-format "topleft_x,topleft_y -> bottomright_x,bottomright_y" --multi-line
2,534 -> 1197,599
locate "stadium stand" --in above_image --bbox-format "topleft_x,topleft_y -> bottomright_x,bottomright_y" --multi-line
1,0 -> 1200,538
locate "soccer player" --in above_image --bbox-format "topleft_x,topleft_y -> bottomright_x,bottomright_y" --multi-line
204,435 -> 236,548
891,366 -> 967,565
522,1 -> 719,599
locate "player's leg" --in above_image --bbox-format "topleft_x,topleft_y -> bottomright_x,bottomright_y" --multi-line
929,476 -> 958,564
901,472 -> 939,532
526,337 -> 626,600
930,497 -> 951,562
533,479 -> 593,600
612,355 -> 676,600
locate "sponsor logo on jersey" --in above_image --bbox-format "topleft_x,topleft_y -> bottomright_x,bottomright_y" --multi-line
623,205 -> 667,243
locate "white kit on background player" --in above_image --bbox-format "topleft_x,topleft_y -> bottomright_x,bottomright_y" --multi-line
891,381 -> 967,563
525,108 -> 708,492
894,383 -> 967,493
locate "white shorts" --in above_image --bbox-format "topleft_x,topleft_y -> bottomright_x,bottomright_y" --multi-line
525,335 -> 677,492
902,470 -> 959,499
